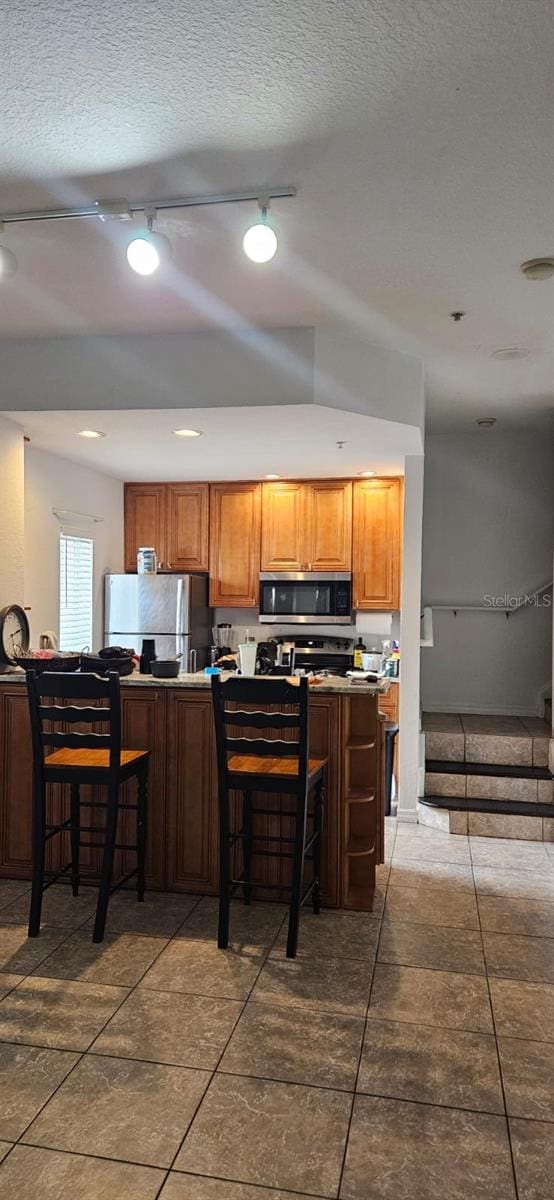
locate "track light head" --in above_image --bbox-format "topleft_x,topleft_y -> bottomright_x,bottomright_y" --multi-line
0,224 -> 17,280
243,201 -> 278,263
126,211 -> 172,275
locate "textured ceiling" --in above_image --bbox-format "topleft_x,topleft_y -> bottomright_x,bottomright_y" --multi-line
1,0 -> 554,430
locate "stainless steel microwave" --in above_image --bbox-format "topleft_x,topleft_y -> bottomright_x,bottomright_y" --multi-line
259,572 -> 353,625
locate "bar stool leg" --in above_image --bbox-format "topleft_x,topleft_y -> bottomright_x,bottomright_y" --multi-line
137,766 -> 148,902
312,774 -> 325,915
93,782 -> 120,943
69,782 -> 80,897
218,787 -> 231,949
242,789 -> 253,906
286,788 -> 308,959
28,779 -> 46,938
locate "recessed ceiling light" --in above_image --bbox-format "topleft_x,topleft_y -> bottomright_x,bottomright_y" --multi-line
265,474 -> 281,479
520,257 -> 554,281
173,429 -> 202,438
77,429 -> 106,439
358,470 -> 376,477
491,347 -> 530,361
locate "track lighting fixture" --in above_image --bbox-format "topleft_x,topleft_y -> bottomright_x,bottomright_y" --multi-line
243,200 -> 278,263
0,187 -> 295,280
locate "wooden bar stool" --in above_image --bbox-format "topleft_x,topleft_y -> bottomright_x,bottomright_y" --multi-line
212,675 -> 326,959
26,670 -> 150,943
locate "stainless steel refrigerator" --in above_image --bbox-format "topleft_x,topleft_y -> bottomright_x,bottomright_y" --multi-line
104,574 -> 211,670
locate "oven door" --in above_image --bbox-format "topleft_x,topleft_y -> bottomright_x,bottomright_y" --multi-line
259,573 -> 352,624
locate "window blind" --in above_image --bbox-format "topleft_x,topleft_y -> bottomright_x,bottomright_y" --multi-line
59,533 -> 94,651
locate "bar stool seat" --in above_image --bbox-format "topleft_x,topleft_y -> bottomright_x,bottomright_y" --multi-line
44,747 -> 148,775
227,754 -> 326,779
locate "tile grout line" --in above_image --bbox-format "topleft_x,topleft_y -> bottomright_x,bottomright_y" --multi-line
469,835 -> 521,1200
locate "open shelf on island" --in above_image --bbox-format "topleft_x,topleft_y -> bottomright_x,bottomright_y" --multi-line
341,692 -> 382,909
346,835 -> 376,857
346,786 -> 376,804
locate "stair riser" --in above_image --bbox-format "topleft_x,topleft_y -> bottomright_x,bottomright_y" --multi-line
418,801 -> 554,842
425,730 -> 550,768
424,773 -> 553,804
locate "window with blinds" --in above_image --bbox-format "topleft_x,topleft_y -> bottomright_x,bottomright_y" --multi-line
59,533 -> 94,651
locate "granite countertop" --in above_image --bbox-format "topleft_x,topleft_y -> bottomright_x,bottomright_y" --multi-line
0,668 -> 390,695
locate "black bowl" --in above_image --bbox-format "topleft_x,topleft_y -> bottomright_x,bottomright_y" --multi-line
150,659 -> 181,678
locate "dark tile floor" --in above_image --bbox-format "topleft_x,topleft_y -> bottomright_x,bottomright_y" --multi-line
0,821 -> 554,1197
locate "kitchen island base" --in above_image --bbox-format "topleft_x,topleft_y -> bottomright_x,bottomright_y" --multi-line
0,679 -> 385,911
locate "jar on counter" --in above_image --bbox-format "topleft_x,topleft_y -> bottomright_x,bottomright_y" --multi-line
137,547 -> 157,574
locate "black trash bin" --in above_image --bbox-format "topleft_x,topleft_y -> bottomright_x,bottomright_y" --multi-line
384,722 -> 399,816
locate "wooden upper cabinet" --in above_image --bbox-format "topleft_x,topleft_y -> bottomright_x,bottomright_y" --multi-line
209,482 -> 261,607
307,481 -> 352,571
124,484 -> 167,572
261,479 -> 352,572
124,482 -> 208,572
166,483 -> 209,572
261,482 -> 306,571
353,478 -> 402,610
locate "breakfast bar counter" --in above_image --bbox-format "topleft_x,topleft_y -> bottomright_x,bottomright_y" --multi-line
0,673 -> 387,910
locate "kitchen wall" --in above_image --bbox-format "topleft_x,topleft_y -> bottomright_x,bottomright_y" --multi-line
24,446 -> 124,649
421,431 -> 554,715
212,609 -> 394,650
0,415 -> 25,609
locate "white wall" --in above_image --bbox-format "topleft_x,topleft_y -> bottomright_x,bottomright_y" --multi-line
0,415 -> 25,608
1,329 -> 424,448
398,456 -> 425,819
421,432 -> 554,715
24,446 -> 124,650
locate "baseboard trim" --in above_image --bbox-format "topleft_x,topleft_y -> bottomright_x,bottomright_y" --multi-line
422,702 -> 541,717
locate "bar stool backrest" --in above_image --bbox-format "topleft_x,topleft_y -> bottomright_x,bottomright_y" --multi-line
26,670 -> 121,783
211,675 -> 310,796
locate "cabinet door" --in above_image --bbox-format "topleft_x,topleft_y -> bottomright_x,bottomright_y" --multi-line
166,483 -> 209,572
124,484 -> 167,572
353,478 -> 402,610
0,688 -> 34,877
309,696 -> 340,907
209,483 -> 261,607
261,482 -> 306,571
117,688 -> 168,889
307,481 -> 352,571
166,691 -> 217,893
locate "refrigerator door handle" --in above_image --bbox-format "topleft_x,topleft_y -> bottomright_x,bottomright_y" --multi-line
189,648 -> 197,674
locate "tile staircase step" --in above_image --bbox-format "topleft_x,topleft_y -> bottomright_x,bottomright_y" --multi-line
420,796 -> 554,819
426,759 -> 552,781
423,712 -> 550,768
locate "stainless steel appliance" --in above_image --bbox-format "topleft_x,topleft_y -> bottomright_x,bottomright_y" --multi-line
259,572 -> 352,625
104,574 -> 210,671
289,637 -> 353,675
